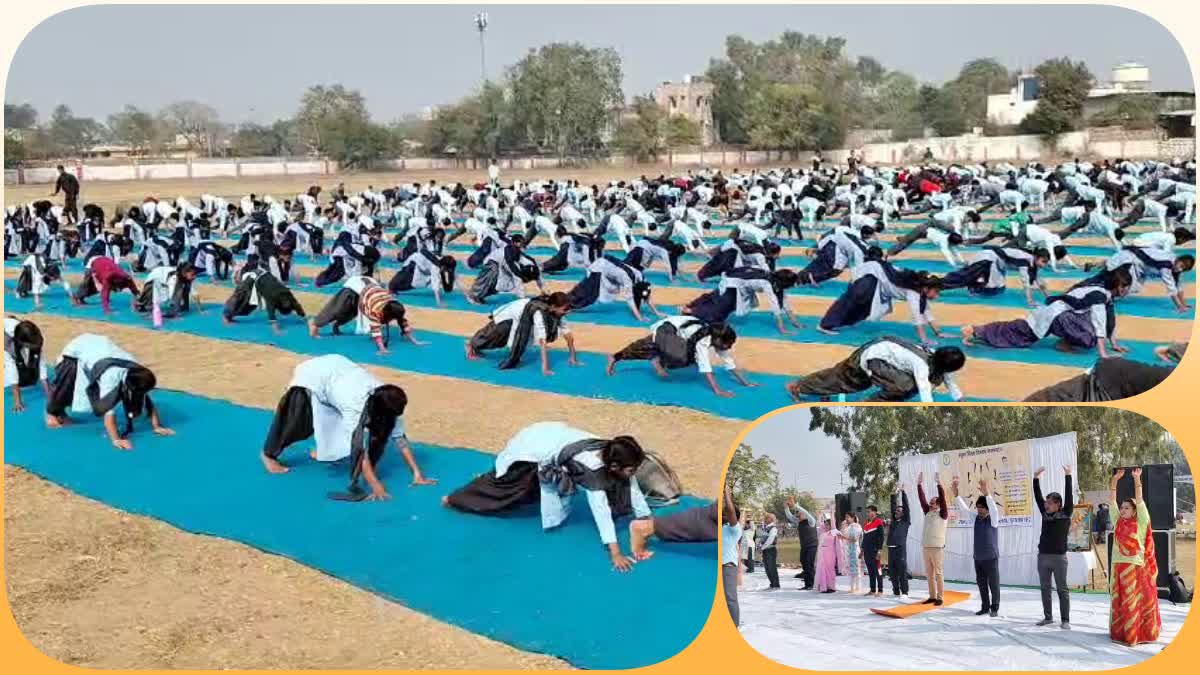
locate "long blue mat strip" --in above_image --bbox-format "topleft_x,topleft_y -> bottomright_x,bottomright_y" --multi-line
2,388 -> 712,669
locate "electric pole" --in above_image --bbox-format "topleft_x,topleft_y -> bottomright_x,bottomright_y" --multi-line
474,12 -> 489,84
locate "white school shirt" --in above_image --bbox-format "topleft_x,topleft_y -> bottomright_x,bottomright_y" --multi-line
4,317 -> 48,388
1133,231 -> 1176,253
57,334 -> 138,416
852,261 -> 935,326
858,340 -> 963,402
649,316 -> 736,374
926,227 -> 965,267
288,354 -> 406,462
493,421 -> 652,545
491,297 -> 572,348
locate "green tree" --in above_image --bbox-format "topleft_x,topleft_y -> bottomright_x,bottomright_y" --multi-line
229,122 -> 293,156
762,487 -> 819,523
707,32 -> 857,149
159,100 -> 221,155
725,443 -> 780,509
508,42 -> 623,158
1021,58 -> 1094,136
108,105 -> 162,155
747,83 -> 843,152
875,72 -> 924,141
320,111 -> 398,169
808,407 -> 1178,506
945,58 -> 1012,128
4,102 -> 37,130
612,95 -> 666,162
47,105 -> 105,156
918,85 -> 967,137
295,84 -> 369,154
665,115 -> 702,149
1089,94 -> 1162,130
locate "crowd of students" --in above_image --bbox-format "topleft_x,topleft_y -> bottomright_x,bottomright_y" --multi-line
5,153 -> 1195,404
723,466 -> 1162,647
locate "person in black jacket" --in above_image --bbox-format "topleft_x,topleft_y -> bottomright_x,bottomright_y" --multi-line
51,165 -> 80,225
1034,464 -> 1074,629
887,484 -> 912,597
785,496 -> 819,590
860,504 -> 886,596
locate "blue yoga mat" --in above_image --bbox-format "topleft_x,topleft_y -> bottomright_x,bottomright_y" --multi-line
2,387 -> 715,669
14,288 -> 954,417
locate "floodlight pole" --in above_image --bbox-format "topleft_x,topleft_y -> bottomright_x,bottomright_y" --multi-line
474,12 -> 489,84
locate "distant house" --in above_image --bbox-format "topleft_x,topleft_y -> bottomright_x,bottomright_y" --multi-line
654,75 -> 719,146
986,62 -> 1195,129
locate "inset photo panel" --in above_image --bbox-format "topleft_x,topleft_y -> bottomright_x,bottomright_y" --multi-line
720,405 -> 1194,670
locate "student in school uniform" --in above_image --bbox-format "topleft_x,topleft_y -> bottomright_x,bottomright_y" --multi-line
260,354 -> 435,500
72,255 -> 139,313
4,317 -> 49,412
817,260 -> 947,345
444,421 -> 652,573
566,254 -> 663,322
14,253 -> 70,308
962,270 -> 1133,357
941,246 -> 1051,306
606,316 -> 756,398
466,292 -> 580,375
465,234 -> 544,305
952,475 -> 1003,616
387,250 -> 459,306
796,225 -> 877,286
1081,247 -> 1194,314
624,236 -> 686,282
133,262 -> 202,322
683,267 -> 803,335
222,263 -> 307,334
309,276 -> 422,353
44,333 -> 172,450
787,336 -> 965,402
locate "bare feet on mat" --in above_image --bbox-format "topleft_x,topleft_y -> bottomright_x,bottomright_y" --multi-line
465,340 -> 480,360
605,355 -> 617,375
261,454 -> 290,474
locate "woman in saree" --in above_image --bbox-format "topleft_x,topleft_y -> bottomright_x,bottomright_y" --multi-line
1108,467 -> 1161,646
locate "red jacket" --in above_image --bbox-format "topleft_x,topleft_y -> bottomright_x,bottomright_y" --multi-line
88,257 -> 136,312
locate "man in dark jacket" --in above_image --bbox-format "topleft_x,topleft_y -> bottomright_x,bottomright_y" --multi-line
861,504 -> 886,596
51,165 -> 80,225
785,496 -> 818,590
887,484 -> 912,597
1034,465 -> 1074,629
1093,503 -> 1111,545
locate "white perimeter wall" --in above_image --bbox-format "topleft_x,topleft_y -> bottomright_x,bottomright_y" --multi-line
6,130 -> 1195,185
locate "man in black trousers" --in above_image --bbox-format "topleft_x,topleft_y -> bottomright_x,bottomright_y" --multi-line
785,496 -> 818,590
887,483 -> 912,597
758,513 -> 781,590
51,165 -> 80,225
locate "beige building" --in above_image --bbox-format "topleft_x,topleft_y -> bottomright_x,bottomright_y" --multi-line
654,75 -> 719,146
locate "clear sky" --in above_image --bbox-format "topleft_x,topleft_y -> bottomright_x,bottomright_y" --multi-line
743,408 -> 849,498
6,4 -> 1193,124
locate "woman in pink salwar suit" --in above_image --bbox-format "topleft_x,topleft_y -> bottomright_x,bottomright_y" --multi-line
815,514 -> 846,593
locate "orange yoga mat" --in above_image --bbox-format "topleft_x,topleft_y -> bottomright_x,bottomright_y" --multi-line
869,590 -> 972,618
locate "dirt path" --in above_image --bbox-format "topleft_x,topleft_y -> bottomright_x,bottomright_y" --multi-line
3,466 -> 568,670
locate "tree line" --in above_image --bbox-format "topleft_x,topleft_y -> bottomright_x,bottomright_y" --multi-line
5,32 -> 1167,168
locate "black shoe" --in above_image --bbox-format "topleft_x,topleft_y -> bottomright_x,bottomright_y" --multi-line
990,609 -> 999,617
933,599 -> 944,606
921,598 -> 937,604
975,608 -> 989,616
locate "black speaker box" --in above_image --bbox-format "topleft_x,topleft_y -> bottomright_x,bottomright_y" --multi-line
1113,464 -> 1175,530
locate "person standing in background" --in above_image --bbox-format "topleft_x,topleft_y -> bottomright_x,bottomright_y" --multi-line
860,505 -> 885,596
917,471 -> 949,605
954,476 -> 1003,617
1108,467 -> 1161,646
784,495 -> 819,590
722,483 -> 742,627
887,484 -> 912,597
1094,503 -> 1112,546
51,165 -> 80,225
843,513 -> 864,595
758,513 -> 780,590
742,514 -> 756,574
1034,464 -> 1074,629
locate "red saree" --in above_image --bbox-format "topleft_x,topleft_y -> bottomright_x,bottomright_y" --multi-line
1110,516 -> 1161,646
